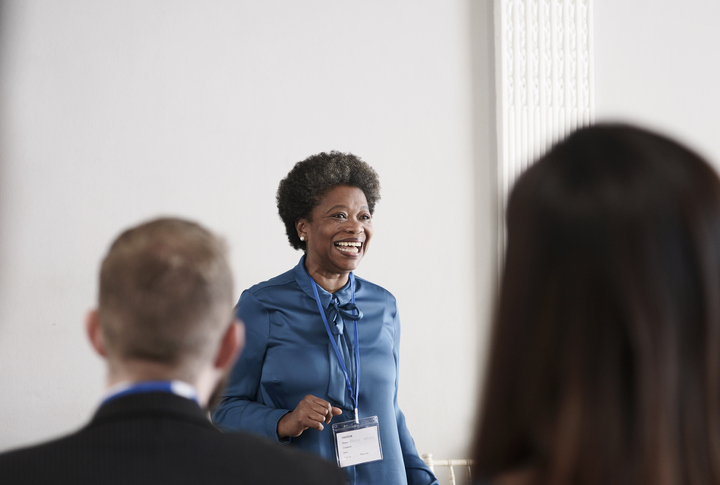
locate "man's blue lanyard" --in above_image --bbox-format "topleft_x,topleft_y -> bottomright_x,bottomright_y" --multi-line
310,273 -> 361,423
101,380 -> 199,406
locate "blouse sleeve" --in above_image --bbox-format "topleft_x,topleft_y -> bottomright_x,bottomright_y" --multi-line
211,290 -> 289,442
391,300 -> 440,485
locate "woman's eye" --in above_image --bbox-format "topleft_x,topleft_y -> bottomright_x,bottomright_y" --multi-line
332,213 -> 347,219
360,214 -> 371,220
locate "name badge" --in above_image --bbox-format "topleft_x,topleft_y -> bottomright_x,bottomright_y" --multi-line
332,415 -> 383,468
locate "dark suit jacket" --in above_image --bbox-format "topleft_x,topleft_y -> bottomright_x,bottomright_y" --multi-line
0,392 -> 346,485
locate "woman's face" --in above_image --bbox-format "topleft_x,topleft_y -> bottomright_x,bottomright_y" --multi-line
298,185 -> 373,276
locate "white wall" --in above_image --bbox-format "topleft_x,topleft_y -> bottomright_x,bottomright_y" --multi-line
594,0 -> 720,164
0,0 -> 495,467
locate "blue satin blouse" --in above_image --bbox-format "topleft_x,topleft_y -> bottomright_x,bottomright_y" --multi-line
212,257 -> 437,485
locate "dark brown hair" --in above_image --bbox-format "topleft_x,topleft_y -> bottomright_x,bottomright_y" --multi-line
473,124 -> 720,485
98,218 -> 234,379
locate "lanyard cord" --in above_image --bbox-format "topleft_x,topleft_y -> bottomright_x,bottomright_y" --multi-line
310,273 -> 361,422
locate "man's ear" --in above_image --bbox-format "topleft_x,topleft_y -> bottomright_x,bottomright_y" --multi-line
214,320 -> 244,372
85,309 -> 107,358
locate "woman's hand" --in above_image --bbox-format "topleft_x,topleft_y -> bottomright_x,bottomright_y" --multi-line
277,394 -> 342,439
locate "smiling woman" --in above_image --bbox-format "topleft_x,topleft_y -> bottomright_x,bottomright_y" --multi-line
212,151 -> 438,485
297,185 -> 374,292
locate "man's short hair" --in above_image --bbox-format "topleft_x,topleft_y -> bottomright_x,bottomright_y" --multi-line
98,218 -> 234,377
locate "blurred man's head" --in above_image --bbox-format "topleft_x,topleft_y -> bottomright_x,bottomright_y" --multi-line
87,218 -> 241,398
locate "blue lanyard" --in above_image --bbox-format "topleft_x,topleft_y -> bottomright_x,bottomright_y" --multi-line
310,273 -> 361,422
101,380 -> 199,406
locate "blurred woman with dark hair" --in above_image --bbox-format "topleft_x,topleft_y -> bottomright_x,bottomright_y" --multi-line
473,124 -> 720,485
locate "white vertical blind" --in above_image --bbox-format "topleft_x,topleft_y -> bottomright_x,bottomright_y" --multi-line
495,0 -> 594,253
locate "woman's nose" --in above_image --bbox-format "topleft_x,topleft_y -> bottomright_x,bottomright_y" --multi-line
345,220 -> 364,234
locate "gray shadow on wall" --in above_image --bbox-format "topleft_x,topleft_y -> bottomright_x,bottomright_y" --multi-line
0,0 -> 6,216
467,0 -> 498,448
0,0 -> 9,325
0,0 -> 6,213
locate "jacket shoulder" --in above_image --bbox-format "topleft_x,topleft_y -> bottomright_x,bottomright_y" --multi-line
216,431 -> 345,484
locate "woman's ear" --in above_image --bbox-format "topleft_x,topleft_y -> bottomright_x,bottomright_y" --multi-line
295,219 -> 308,240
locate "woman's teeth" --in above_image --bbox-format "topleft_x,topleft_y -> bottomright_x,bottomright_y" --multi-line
336,242 -> 361,254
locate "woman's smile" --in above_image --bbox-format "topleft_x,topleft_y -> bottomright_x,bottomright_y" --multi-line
335,240 -> 363,254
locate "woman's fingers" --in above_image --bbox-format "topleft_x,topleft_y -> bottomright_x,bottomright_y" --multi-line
277,395 -> 344,439
295,395 -> 338,431
300,395 -> 334,429
326,406 -> 343,423
303,397 -> 344,425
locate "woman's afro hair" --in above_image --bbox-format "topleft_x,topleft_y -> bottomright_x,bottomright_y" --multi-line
277,151 -> 381,250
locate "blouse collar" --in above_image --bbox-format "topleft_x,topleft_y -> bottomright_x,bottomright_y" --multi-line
292,255 -> 354,308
